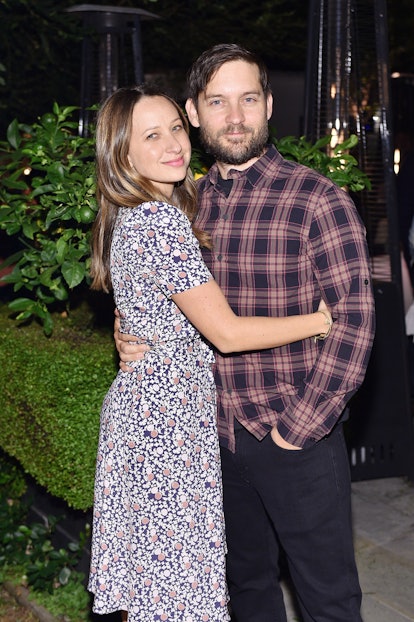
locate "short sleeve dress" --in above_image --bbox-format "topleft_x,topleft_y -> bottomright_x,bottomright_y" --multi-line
88,201 -> 230,622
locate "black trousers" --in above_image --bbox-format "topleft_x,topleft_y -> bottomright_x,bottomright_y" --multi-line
220,422 -> 362,622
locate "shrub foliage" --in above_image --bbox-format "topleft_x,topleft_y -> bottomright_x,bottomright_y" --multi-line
0,304 -> 115,510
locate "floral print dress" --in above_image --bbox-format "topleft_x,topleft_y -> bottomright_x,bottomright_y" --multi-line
88,201 -> 229,622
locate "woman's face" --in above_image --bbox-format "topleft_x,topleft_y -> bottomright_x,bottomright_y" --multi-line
128,96 -> 191,198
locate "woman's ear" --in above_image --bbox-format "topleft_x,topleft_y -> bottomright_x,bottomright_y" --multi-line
185,99 -> 200,128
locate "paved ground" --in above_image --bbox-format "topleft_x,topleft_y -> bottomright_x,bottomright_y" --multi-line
0,584 -> 38,622
352,477 -> 414,621
3,476 -> 413,621
282,476 -> 414,621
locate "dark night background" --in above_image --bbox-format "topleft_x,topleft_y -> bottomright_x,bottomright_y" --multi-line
0,0 -> 413,137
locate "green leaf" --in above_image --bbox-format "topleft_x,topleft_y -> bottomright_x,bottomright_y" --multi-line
60,105 -> 79,118
32,184 -> 56,198
38,267 -> 56,288
41,315 -> 53,336
335,134 -> 359,151
6,119 -> 21,150
1,177 -> 30,191
22,221 -> 41,240
0,250 -> 23,268
52,280 -> 69,301
62,261 -> 86,288
8,297 -> 36,312
313,135 -> 331,150
35,288 -> 56,305
3,222 -> 22,236
46,162 -> 65,183
58,566 -> 71,586
55,237 -> 68,263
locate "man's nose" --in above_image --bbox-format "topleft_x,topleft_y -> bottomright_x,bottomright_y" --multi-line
225,102 -> 245,125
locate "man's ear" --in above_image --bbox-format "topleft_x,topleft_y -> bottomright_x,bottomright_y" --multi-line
266,93 -> 273,121
185,98 -> 200,128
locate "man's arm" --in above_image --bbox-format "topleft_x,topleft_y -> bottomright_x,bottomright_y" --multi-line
275,186 -> 376,449
114,311 -> 149,371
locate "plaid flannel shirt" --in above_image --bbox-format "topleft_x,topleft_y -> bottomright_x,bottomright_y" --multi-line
196,145 -> 375,451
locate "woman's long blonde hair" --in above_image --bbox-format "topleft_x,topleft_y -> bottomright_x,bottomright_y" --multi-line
90,84 -> 210,293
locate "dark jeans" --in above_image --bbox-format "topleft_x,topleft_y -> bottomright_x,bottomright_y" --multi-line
220,422 -> 362,622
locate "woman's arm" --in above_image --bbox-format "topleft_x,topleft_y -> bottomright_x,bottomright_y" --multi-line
113,284 -> 331,367
172,279 -> 331,353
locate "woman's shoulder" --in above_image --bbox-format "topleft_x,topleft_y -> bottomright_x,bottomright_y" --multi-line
141,199 -> 183,215
118,201 -> 192,239
119,200 -> 185,220
141,201 -> 191,230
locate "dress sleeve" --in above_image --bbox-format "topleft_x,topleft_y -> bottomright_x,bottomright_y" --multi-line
128,201 -> 212,297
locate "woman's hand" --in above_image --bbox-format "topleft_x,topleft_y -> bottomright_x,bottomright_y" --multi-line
316,299 -> 332,340
317,299 -> 332,323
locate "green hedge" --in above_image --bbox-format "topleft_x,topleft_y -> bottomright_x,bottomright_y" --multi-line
0,301 -> 116,510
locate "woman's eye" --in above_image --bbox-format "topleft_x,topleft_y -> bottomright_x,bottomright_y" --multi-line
146,133 -> 157,140
172,124 -> 183,132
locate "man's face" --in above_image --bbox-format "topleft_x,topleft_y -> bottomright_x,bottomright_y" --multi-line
185,60 -> 273,170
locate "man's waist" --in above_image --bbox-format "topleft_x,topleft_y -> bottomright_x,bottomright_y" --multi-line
213,352 -> 311,392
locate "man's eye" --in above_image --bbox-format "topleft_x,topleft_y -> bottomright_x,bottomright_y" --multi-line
209,99 -> 222,106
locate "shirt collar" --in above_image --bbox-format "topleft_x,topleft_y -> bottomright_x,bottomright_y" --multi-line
205,144 -> 283,188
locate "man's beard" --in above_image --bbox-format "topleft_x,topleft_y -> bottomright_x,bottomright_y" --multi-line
199,121 -> 269,166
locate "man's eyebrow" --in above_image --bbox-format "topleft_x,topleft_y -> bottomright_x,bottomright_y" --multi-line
204,90 -> 262,99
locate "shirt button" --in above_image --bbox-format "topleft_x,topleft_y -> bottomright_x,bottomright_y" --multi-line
217,254 -> 222,261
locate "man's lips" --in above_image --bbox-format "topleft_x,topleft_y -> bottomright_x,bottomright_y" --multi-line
220,127 -> 251,139
222,132 -> 249,143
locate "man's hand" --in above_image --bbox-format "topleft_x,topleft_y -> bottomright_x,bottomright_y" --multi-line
270,425 -> 302,450
114,310 -> 149,372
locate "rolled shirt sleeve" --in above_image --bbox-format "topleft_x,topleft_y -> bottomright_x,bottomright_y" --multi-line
277,186 -> 375,447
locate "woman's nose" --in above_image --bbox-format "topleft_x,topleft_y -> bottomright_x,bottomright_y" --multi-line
166,135 -> 182,152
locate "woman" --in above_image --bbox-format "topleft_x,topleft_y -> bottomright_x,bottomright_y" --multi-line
88,85 -> 332,621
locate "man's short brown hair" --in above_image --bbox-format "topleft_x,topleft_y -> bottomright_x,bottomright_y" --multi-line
186,43 -> 272,106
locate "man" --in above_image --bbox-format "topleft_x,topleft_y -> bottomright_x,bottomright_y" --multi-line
116,44 -> 375,622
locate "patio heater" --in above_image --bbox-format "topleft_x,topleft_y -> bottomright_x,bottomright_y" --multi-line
304,0 -> 414,481
66,4 -> 160,136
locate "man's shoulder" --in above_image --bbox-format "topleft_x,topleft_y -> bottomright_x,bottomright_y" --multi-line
256,146 -> 336,191
195,168 -> 218,201
196,173 -> 212,191
194,145 -> 337,195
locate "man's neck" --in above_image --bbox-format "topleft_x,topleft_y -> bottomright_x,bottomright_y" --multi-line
216,147 -> 269,179
216,155 -> 260,180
